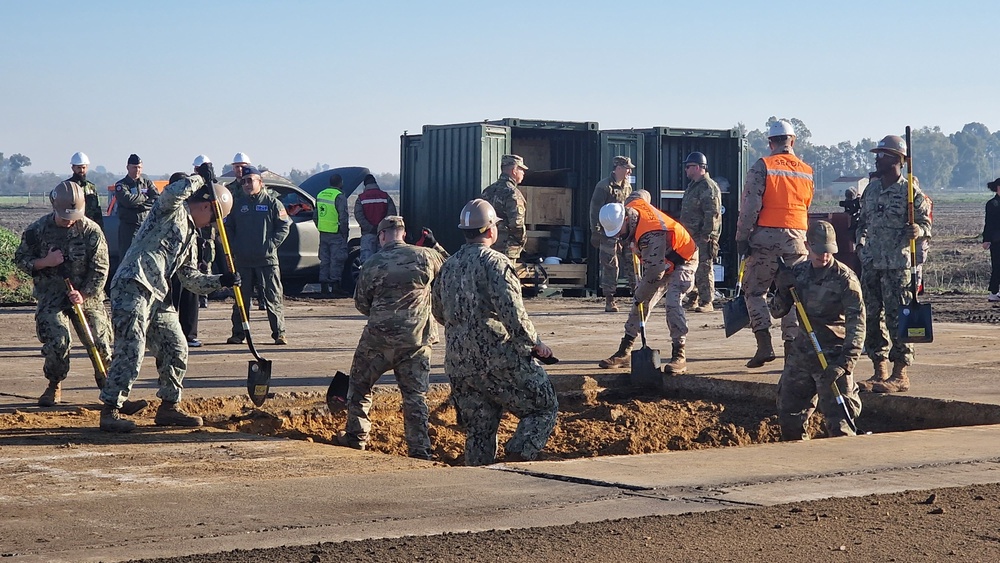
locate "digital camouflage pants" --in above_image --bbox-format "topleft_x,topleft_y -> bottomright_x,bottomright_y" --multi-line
35,303 -> 112,384
599,236 -> 637,294
861,266 -> 914,366
319,232 -> 348,285
231,264 -> 285,340
744,249 -> 805,339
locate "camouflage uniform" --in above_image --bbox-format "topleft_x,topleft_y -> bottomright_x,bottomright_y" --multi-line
113,174 -> 159,261
855,176 -> 932,367
227,189 -> 291,340
769,258 -> 865,440
344,240 -> 446,458
590,175 -> 636,293
69,176 -> 104,228
482,174 -> 527,261
101,176 -> 224,408
620,210 -> 699,345
15,214 -> 112,386
736,150 -> 809,339
680,172 -> 722,307
432,243 -> 558,466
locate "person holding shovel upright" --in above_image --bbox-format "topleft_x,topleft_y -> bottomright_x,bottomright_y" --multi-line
597,189 -> 698,375
98,165 -> 240,433
855,135 -> 932,394
770,221 -> 864,440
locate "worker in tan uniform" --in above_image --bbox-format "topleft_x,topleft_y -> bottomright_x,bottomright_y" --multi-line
589,156 -> 637,312
735,119 -> 813,368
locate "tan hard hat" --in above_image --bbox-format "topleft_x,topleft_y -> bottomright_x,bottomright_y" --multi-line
871,135 -> 907,158
458,199 -> 502,231
50,180 -> 86,221
188,180 -> 235,219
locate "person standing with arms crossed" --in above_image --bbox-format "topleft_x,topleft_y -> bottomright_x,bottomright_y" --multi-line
679,151 -> 722,313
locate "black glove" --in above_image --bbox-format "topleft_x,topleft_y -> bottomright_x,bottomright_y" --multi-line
196,162 -> 216,185
736,240 -> 750,257
774,268 -> 796,291
421,227 -> 437,247
219,272 -> 241,287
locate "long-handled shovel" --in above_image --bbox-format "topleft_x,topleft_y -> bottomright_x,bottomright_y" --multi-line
629,252 -> 661,389
780,261 -> 858,434
898,125 -> 933,343
722,256 -> 750,338
64,278 -> 108,390
212,196 -> 273,407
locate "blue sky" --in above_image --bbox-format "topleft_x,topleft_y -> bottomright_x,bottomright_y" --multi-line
2,0 -> 997,177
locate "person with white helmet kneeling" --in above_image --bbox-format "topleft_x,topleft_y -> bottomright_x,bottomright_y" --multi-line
597,190 -> 699,375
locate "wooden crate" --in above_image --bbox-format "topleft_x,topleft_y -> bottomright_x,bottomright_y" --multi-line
516,263 -> 587,289
523,229 -> 550,255
521,186 -> 572,226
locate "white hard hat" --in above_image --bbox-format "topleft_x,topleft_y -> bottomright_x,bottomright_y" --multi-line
600,203 -> 626,237
767,119 -> 796,139
192,154 -> 211,167
70,152 -> 90,166
232,152 -> 251,165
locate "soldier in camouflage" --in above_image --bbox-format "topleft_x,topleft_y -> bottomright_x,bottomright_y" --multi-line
855,135 -> 932,394
99,165 -> 240,433
113,153 -> 159,262
432,199 -> 558,466
679,152 -> 722,313
68,152 -> 104,228
15,181 -> 112,406
590,156 -> 637,312
336,216 -> 446,459
769,221 -> 864,440
736,120 -> 813,368
481,154 -> 528,261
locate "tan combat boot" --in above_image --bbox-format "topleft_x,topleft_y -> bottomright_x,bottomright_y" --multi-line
857,358 -> 891,393
746,330 -> 776,368
663,342 -> 687,375
100,404 -> 136,433
154,401 -> 204,427
868,362 -> 910,393
694,301 -> 714,313
38,380 -> 61,407
605,294 -> 619,313
599,335 -> 636,368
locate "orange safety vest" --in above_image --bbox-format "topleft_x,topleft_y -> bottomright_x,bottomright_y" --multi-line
758,153 -> 814,230
625,199 -> 697,261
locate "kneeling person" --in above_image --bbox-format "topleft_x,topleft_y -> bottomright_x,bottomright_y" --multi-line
769,221 -> 865,440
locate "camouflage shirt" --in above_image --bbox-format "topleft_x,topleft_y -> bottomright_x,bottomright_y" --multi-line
226,189 -> 291,267
736,148 -> 808,254
354,240 -> 445,348
768,258 -> 866,373
432,242 -> 539,376
855,175 -> 932,270
589,175 -> 632,235
482,174 -> 527,252
680,172 -> 722,243
111,176 -> 221,301
113,174 -> 159,228
69,176 -> 104,228
15,214 -> 109,309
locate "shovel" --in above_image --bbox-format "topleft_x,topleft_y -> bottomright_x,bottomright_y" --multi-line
326,370 -> 350,411
629,252 -> 661,389
722,256 -> 750,338
898,125 -> 933,343
64,278 -> 108,390
212,195 -> 273,406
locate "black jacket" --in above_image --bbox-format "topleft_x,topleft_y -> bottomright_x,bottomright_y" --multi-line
983,195 -> 1000,243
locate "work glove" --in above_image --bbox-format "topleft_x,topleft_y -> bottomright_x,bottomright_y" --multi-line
736,240 -> 750,257
822,364 -> 848,387
774,268 -> 796,292
906,223 -> 921,239
219,272 -> 241,287
196,162 -> 216,185
421,227 -> 437,247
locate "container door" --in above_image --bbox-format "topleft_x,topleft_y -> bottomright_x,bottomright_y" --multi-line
599,131 -> 643,190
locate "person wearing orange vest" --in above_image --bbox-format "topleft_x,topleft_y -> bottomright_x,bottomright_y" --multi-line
354,174 -> 397,263
736,119 -> 814,369
596,190 -> 699,374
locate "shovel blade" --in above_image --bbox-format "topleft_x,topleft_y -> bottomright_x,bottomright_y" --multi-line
247,359 -> 273,407
899,301 -> 933,343
326,370 -> 350,411
630,346 -> 662,390
722,295 -> 750,338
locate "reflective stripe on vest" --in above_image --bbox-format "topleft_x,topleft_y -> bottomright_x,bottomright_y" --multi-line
625,199 -> 697,261
358,189 -> 390,227
316,188 -> 342,233
758,153 -> 813,230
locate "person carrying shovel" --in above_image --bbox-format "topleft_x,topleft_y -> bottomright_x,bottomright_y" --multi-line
770,221 -> 865,440
597,190 -> 698,375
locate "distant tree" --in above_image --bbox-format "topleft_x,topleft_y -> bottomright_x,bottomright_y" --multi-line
950,122 -> 991,188
374,172 -> 400,191
911,126 -> 957,190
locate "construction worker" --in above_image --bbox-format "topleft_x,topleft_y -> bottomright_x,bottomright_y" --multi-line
226,152 -> 252,198
15,181 -> 113,405
336,215 -> 446,459
99,166 -> 240,432
113,153 -> 158,262
679,151 -> 722,313
855,135 -> 932,394
315,173 -> 349,296
225,165 -> 291,345
481,154 -> 528,261
735,119 -> 813,368
68,152 -> 103,227
432,199 -> 558,466
597,190 -> 698,374
354,174 -> 397,263
589,156 -> 637,312
769,221 -> 864,440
